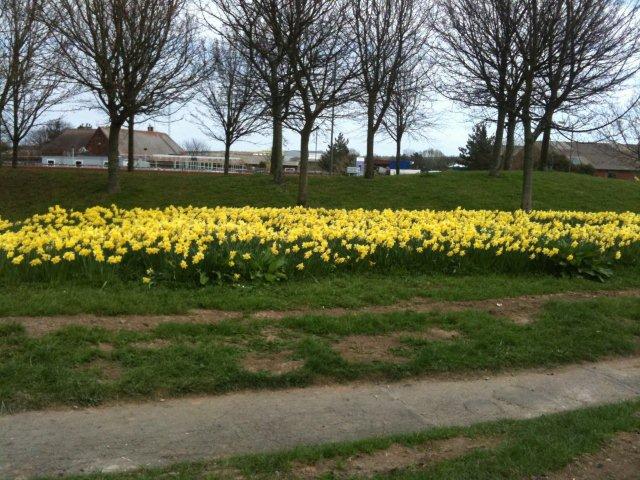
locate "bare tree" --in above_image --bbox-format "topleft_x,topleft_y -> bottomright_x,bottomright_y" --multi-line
25,117 -> 71,146
349,0 -> 432,179
515,0 -> 640,210
515,0 -> 562,211
437,0 -> 525,177
209,0 -> 298,184
0,0 -> 16,118
1,0 -> 71,168
285,0 -> 356,205
534,0 -> 640,171
46,0 -> 203,193
594,95 -> 640,163
382,61 -> 435,176
193,39 -> 265,175
183,137 -> 209,155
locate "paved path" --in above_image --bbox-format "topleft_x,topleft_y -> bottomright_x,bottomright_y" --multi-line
3,357 -> 640,479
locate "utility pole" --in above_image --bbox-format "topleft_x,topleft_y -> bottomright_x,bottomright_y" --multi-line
314,128 -> 318,171
329,106 -> 335,175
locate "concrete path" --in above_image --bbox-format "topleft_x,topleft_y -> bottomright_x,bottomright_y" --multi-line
2,357 -> 640,479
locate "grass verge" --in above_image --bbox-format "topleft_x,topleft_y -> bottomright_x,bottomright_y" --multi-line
3,168 -> 640,220
36,400 -> 640,479
2,295 -> 639,413
1,268 -> 640,316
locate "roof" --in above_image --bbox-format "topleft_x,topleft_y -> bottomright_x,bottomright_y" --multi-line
550,141 -> 640,171
100,127 -> 184,156
42,127 -> 185,156
40,128 -> 96,155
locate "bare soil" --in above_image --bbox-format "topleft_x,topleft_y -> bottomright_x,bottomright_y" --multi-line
242,350 -> 305,375
78,358 -> 122,381
292,436 -> 501,479
130,339 -> 172,350
252,289 -> 640,325
3,289 -> 638,336
334,328 -> 460,363
97,342 -> 114,352
2,310 -> 243,336
534,431 -> 640,480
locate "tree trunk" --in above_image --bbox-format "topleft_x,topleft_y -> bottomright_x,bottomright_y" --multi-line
127,115 -> 135,172
364,98 -> 376,179
395,134 -> 402,176
11,137 -> 18,168
539,116 -> 553,171
489,106 -> 507,177
223,139 -> 231,175
502,112 -> 517,171
269,95 -> 284,183
521,112 -> 534,212
107,121 -> 123,194
272,116 -> 284,183
11,87 -> 18,168
297,128 -> 312,206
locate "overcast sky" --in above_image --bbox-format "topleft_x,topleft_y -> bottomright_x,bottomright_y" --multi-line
46,95 -> 477,157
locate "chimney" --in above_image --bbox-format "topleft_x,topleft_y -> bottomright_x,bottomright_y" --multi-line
147,125 -> 154,132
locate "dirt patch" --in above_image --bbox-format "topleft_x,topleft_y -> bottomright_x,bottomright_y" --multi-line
334,328 -> 460,363
3,289 -> 639,336
242,350 -> 305,375
1,310 -> 243,337
97,342 -> 114,352
259,326 -> 293,343
395,289 -> 640,326
534,431 -> 640,480
130,339 -> 172,350
258,289 -> 640,326
78,358 -> 122,381
422,327 -> 460,340
293,436 -> 500,479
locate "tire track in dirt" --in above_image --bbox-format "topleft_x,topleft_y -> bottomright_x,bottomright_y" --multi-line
2,288 -> 638,336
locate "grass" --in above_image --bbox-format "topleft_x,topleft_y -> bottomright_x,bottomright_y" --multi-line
37,400 -> 640,479
2,167 -> 640,220
3,295 -> 639,413
1,167 -> 638,316
1,267 -> 639,316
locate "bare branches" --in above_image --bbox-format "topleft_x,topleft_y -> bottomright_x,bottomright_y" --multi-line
183,137 -> 209,155
192,39 -> 266,174
279,0 -> 358,205
438,0 -> 640,210
382,58 -> 436,175
0,0 -> 72,167
533,0 -> 640,170
349,0 -> 435,178
437,0 -> 525,176
208,0 -> 299,183
516,0 -> 640,210
45,0 -> 204,192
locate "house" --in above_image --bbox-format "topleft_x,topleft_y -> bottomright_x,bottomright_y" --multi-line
41,126 -> 184,168
512,141 -> 640,180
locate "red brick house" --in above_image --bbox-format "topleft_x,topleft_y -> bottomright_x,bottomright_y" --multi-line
41,126 -> 184,164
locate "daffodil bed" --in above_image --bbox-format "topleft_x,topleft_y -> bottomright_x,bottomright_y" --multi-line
0,205 -> 638,284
